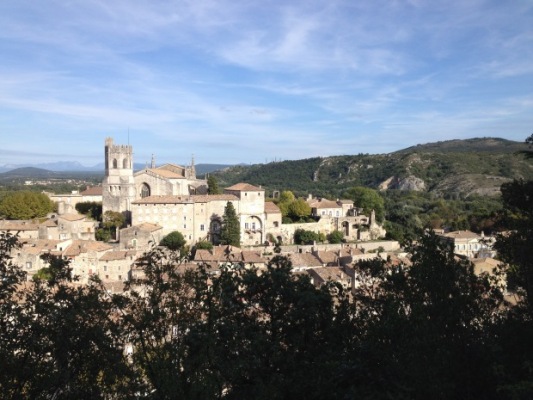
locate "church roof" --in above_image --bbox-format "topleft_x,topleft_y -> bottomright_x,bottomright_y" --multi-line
225,183 -> 264,191
147,168 -> 185,179
133,194 -> 237,205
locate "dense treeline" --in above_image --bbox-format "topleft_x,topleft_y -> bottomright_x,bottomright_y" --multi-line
1,176 -> 533,399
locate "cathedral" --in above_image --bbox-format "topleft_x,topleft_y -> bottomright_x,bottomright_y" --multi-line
102,138 -> 385,249
102,138 -> 281,247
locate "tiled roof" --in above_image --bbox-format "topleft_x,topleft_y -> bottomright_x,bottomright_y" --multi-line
315,251 -> 338,265
309,267 -> 349,283
190,194 -> 239,202
58,213 -> 86,221
132,222 -> 163,232
194,246 -> 242,263
0,221 -> 39,231
287,253 -> 322,268
264,202 -> 281,213
225,183 -> 263,191
80,186 -> 103,196
308,199 -> 341,209
100,250 -> 137,261
133,194 -> 237,205
64,240 -> 114,257
241,251 -> 266,264
442,230 -> 480,240
40,219 -> 58,227
148,168 -> 185,179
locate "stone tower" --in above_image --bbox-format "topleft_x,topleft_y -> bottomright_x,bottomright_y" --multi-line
102,137 -> 136,224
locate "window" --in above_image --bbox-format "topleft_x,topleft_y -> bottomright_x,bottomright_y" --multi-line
113,159 -> 118,168
26,261 -> 32,269
200,224 -> 205,231
123,158 -> 128,169
274,221 -> 279,228
245,223 -> 249,229
336,211 -> 340,216
104,265 -> 107,272
140,183 -> 150,198
252,222 -> 256,230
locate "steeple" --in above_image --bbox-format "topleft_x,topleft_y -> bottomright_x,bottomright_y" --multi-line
151,154 -> 156,169
190,154 -> 196,179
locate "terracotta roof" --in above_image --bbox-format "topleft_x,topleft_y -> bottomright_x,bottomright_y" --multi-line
100,250 -> 138,261
264,202 -> 281,213
130,222 -> 163,232
225,183 -> 264,191
148,168 -> 185,179
40,219 -> 58,227
133,195 -> 194,205
194,246 -> 242,263
442,230 -> 480,240
0,221 -> 39,231
308,267 -> 349,283
308,199 -> 341,209
190,194 -> 239,202
241,251 -> 266,264
133,194 -> 237,205
58,213 -> 86,222
315,251 -> 338,265
287,253 -> 323,268
80,186 -> 103,196
64,240 -> 114,257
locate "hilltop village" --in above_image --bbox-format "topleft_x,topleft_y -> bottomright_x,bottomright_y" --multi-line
1,138 -> 498,291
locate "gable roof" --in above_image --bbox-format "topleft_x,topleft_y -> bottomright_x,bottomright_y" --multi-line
133,194 -> 238,205
58,213 -> 86,222
81,186 -> 103,196
225,183 -> 263,191
264,202 -> 281,214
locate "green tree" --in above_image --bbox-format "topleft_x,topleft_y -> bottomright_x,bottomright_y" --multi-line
207,175 -> 222,195
0,191 -> 55,220
160,231 -> 186,251
494,179 -> 533,317
220,202 -> 240,246
287,198 -> 312,221
75,201 -> 102,221
277,190 -> 295,218
102,210 -> 125,241
294,228 -> 319,245
343,186 -> 385,222
327,230 -> 344,244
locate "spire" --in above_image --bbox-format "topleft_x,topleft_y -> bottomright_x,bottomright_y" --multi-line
191,153 -> 196,178
151,154 -> 156,169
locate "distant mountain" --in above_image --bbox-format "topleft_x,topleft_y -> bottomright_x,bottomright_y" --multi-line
0,162 -> 233,174
211,137 -> 533,198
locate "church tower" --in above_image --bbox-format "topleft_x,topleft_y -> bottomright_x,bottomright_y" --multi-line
102,137 -> 136,224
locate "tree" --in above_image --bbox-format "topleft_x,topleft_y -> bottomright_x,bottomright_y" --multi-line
294,228 -> 319,245
207,175 -> 222,195
277,190 -> 295,218
343,186 -> 385,222
0,191 -> 55,220
160,231 -> 186,251
287,198 -> 311,221
102,210 -> 125,241
494,179 -> 533,317
220,202 -> 240,246
327,230 -> 344,244
75,201 -> 102,221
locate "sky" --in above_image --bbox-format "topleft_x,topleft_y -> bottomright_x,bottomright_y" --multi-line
1,0 -> 532,167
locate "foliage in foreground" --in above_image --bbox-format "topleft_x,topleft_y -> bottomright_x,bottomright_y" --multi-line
1,226 -> 533,399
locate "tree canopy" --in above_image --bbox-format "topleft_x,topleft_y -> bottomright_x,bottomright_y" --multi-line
207,175 -> 222,195
0,191 -> 55,220
220,201 -> 240,246
160,231 -> 186,251
343,186 -> 385,222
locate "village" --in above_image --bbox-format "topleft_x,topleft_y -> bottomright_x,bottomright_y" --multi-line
0,138 -> 501,295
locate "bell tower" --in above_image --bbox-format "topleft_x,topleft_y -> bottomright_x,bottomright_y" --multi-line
102,137 -> 136,224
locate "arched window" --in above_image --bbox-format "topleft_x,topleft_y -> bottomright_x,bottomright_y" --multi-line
123,158 -> 128,169
140,183 -> 151,198
113,159 -> 118,169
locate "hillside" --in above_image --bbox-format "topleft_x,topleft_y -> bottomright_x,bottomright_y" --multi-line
212,138 -> 533,198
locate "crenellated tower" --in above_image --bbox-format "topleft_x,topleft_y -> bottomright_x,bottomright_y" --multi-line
102,137 -> 136,224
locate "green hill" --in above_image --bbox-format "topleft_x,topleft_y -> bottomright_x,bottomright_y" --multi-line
212,137 -> 533,198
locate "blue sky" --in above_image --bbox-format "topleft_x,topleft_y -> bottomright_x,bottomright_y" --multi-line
1,0 -> 532,166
